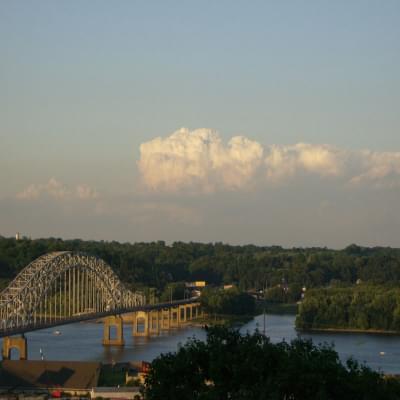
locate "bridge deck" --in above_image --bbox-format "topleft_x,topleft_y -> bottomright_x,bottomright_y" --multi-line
0,298 -> 200,338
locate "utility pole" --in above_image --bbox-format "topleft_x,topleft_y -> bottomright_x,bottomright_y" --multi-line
263,307 -> 266,336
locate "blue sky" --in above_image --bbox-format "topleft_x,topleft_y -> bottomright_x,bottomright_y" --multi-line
1,1 -> 400,247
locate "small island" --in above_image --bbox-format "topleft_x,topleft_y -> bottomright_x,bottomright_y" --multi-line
296,285 -> 400,334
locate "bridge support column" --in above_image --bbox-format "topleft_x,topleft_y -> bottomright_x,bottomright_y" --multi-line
188,305 -> 192,320
179,305 -> 187,324
2,336 -> 27,360
161,308 -> 170,330
103,315 -> 124,346
149,310 -> 160,335
133,311 -> 149,336
170,307 -> 179,328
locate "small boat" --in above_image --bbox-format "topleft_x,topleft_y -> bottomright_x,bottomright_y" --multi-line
379,351 -> 385,356
53,330 -> 61,336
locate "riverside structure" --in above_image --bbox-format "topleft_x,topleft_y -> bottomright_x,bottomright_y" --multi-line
0,252 -> 202,359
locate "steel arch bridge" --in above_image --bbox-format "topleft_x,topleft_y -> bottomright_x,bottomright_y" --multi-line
0,251 -> 145,337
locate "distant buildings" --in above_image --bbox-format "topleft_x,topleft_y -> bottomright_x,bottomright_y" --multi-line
91,387 -> 141,399
0,360 -> 146,399
185,281 -> 207,288
185,281 -> 207,297
125,361 -> 151,385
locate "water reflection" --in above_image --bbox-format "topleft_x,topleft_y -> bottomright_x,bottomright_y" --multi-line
2,315 -> 400,374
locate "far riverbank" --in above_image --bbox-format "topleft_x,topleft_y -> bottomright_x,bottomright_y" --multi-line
297,327 -> 400,336
258,302 -> 400,336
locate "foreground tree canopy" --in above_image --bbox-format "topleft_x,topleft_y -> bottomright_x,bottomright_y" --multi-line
144,327 -> 400,400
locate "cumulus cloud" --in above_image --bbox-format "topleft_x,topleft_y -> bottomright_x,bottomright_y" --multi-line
349,150 -> 400,187
138,128 -> 263,192
16,178 -> 98,200
265,143 -> 347,182
137,128 -> 400,192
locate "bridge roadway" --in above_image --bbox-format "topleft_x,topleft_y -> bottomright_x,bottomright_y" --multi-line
0,298 -> 199,338
0,252 -> 204,359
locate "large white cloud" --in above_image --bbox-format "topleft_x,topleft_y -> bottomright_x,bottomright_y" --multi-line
138,128 -> 400,192
265,143 -> 347,182
138,128 -> 263,192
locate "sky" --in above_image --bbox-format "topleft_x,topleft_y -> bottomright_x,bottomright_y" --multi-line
1,1 -> 400,248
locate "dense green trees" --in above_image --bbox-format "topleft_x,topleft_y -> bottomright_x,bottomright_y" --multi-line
144,326 -> 400,400
200,287 -> 255,316
159,282 -> 186,302
4,236 -> 400,331
296,285 -> 400,332
1,237 -> 400,297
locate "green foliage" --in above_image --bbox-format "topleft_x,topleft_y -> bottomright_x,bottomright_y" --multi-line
98,367 -> 126,386
144,326 -> 400,400
264,286 -> 287,303
1,237 -> 400,296
296,285 -> 400,332
200,287 -> 255,315
160,282 -> 186,302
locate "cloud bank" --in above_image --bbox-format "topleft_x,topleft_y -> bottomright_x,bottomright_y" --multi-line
265,143 -> 346,182
138,128 -> 400,192
138,128 -> 263,192
16,178 -> 98,201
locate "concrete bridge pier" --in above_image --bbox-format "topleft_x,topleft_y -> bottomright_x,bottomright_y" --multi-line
170,307 -> 179,328
186,304 -> 191,320
161,308 -> 171,330
131,301 -> 201,336
192,304 -> 202,318
103,315 -> 124,346
149,310 -> 160,335
2,335 -> 28,360
179,305 -> 187,324
133,310 -> 150,337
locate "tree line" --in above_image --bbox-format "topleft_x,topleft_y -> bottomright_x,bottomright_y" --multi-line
296,285 -> 400,332
1,237 -> 400,295
200,286 -> 256,316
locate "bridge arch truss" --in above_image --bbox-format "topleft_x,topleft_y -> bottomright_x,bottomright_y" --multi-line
0,252 -> 145,333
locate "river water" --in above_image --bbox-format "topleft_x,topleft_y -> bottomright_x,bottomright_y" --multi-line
4,314 -> 400,374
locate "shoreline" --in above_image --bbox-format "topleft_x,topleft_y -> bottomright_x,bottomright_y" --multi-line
297,326 -> 400,336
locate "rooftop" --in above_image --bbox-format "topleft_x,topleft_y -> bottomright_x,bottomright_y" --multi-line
0,360 -> 101,389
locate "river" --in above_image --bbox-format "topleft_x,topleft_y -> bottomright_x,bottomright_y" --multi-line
4,314 -> 400,374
